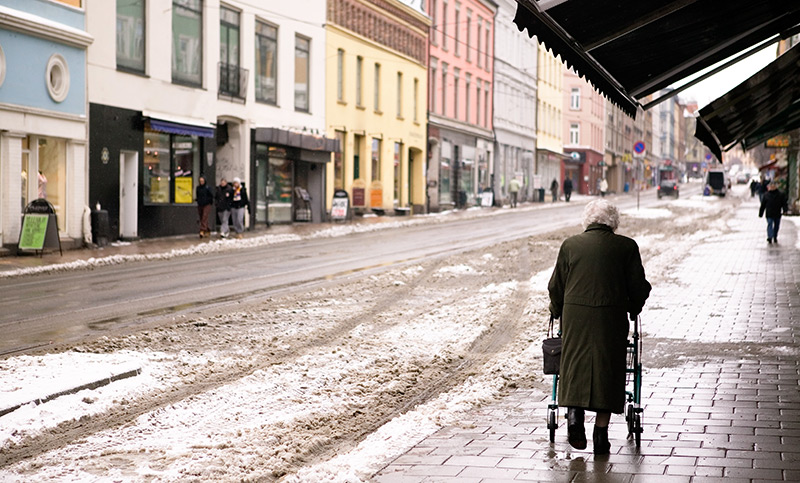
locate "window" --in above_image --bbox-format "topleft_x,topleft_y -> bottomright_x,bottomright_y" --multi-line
570,87 -> 580,110
441,1 -> 448,50
371,138 -> 381,181
117,0 -> 145,72
219,6 -> 241,97
144,129 -> 201,205
441,63 -> 447,116
430,58 -> 437,115
466,11 -> 472,62
172,0 -> 202,86
477,19 -> 482,68
484,83 -> 489,127
570,123 -> 580,144
430,0 -> 438,45
356,56 -> 364,106
353,134 -> 363,179
334,131 -> 345,190
413,78 -> 419,122
440,141 -> 452,204
45,54 -> 70,103
255,21 -> 277,104
453,68 -> 460,120
295,35 -> 310,111
21,136 -> 67,231
475,79 -> 481,126
374,63 -> 381,112
454,5 -> 460,56
396,71 -> 403,118
484,26 -> 490,70
337,49 -> 345,102
465,73 -> 471,123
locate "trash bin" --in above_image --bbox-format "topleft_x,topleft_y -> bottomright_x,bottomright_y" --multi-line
91,210 -> 111,247
537,188 -> 545,202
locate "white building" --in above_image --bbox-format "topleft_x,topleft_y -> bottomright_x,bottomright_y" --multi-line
493,0 -> 537,204
86,0 -> 334,239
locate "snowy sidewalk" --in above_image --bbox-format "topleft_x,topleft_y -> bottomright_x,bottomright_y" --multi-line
375,196 -> 800,482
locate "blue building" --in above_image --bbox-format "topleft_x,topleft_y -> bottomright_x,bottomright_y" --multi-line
0,0 -> 92,249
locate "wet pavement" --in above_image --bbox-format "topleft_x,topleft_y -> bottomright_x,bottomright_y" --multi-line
374,196 -> 800,482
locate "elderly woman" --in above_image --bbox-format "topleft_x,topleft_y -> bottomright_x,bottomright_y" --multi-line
548,199 -> 651,454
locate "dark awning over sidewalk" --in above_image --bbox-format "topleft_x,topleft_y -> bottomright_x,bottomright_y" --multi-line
695,46 -> 800,161
513,0 -> 800,118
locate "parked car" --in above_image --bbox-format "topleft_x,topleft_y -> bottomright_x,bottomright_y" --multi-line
657,179 -> 679,198
736,173 -> 749,184
705,169 -> 729,196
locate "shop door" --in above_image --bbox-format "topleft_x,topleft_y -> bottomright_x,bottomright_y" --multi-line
119,150 -> 138,238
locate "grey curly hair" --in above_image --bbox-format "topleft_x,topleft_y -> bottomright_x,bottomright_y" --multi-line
582,199 -> 620,231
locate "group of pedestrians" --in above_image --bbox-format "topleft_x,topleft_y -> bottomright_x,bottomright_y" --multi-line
195,177 -> 250,239
550,177 -> 574,202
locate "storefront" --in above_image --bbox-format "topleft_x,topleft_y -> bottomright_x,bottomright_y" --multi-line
89,104 -> 217,239
251,127 -> 338,224
429,126 -> 493,210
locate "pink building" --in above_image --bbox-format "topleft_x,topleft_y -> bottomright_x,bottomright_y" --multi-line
426,0 -> 496,211
562,68 -> 606,195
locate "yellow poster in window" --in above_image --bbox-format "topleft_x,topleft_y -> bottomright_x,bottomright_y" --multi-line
175,177 -> 193,204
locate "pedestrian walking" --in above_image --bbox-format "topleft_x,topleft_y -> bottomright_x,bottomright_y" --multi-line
196,175 -> 213,237
749,177 -> 759,198
563,176 -> 573,202
215,178 -> 233,238
548,199 -> 651,454
230,177 -> 250,239
759,180 -> 788,244
550,178 -> 559,202
600,178 -> 609,197
509,178 -> 521,208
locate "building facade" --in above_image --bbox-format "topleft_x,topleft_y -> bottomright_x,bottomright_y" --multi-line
603,101 -> 636,194
426,0 -> 496,211
87,0 -> 336,240
535,44 -> 565,196
562,68 -> 604,195
325,0 -> 429,215
0,0 -> 92,248
492,0 -> 536,205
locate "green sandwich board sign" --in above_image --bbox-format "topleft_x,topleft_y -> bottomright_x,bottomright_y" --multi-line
18,214 -> 49,250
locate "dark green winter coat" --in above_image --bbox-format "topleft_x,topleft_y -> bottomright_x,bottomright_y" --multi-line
548,223 -> 651,413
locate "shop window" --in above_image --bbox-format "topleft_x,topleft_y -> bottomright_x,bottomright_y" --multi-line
394,142 -> 402,203
31,137 -> 67,231
334,131 -> 346,190
371,138 -> 381,181
172,0 -> 203,86
143,130 -> 200,204
117,0 -> 145,73
255,21 -> 278,104
440,141 -> 452,204
267,147 -> 292,223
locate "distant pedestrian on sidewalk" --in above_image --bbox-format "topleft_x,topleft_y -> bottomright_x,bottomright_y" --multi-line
509,177 -> 520,208
548,199 -> 651,455
550,178 -> 559,202
215,178 -> 233,238
195,175 -> 213,238
600,178 -> 608,197
749,177 -> 759,198
563,176 -> 573,202
759,181 -> 788,244
230,177 -> 250,239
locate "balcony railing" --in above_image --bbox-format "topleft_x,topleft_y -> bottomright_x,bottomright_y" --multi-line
218,62 -> 248,101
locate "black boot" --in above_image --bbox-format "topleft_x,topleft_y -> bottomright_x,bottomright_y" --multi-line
567,408 -> 587,449
593,425 -> 610,455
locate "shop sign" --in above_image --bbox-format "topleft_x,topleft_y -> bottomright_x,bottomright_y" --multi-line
18,214 -> 49,250
331,190 -> 349,221
174,177 -> 193,203
765,134 -> 790,148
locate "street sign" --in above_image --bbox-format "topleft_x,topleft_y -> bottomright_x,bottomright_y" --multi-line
633,141 -> 646,154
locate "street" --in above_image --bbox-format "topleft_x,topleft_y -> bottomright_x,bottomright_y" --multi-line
4,183 -> 780,483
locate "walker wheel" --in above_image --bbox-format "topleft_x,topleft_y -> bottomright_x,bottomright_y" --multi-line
548,409 -> 557,443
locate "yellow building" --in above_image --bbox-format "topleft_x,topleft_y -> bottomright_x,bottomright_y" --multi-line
325,0 -> 430,215
536,44 -> 567,188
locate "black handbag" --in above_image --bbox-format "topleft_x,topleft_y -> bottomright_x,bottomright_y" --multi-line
542,315 -> 562,375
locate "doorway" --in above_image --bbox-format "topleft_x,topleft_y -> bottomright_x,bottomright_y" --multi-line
119,150 -> 138,238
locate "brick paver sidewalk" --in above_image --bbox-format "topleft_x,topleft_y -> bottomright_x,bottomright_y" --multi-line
375,197 -> 800,482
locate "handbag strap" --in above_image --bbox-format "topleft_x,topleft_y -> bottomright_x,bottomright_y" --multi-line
548,314 -> 555,338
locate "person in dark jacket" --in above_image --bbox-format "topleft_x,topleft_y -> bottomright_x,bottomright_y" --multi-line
563,176 -> 573,202
759,181 -> 788,244
550,178 -> 559,202
195,175 -> 213,237
758,178 -> 770,202
215,178 -> 233,238
548,199 -> 651,454
230,177 -> 250,239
